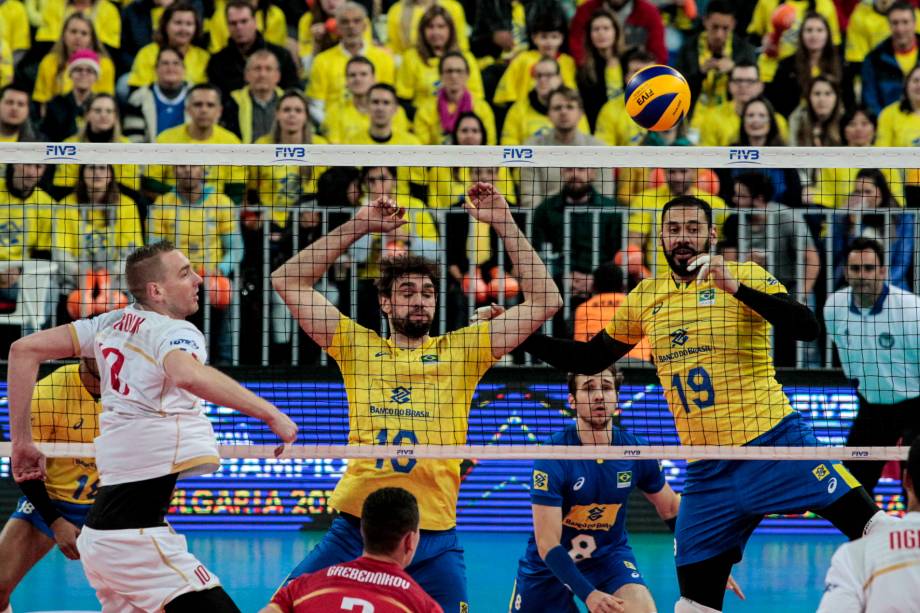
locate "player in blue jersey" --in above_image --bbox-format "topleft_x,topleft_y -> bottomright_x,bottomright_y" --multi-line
509,366 -> 743,613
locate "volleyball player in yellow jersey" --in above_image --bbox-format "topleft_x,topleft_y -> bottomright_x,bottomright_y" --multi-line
0,360 -> 101,610
522,196 -> 886,613
273,183 -> 561,612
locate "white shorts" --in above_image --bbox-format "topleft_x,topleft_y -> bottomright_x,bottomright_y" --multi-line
77,525 -> 222,612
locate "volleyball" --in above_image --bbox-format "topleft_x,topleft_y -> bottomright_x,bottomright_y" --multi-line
624,64 -> 691,131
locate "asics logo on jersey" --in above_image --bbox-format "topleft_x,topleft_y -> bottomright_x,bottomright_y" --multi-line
390,386 -> 412,404
374,351 -> 387,357
670,328 -> 689,347
573,477 -> 585,491
72,417 -> 84,430
652,303 -> 663,315
827,477 -> 838,494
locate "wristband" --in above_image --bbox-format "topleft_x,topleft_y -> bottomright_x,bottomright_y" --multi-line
544,545 -> 595,602
19,479 -> 62,526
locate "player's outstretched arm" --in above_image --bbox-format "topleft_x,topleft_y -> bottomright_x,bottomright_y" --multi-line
8,326 -> 78,482
522,331 -> 634,374
271,196 -> 406,349
164,350 -> 298,444
463,182 -> 563,359
532,504 -> 624,613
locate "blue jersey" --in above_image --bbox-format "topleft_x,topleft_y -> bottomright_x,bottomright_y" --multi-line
520,424 -> 666,574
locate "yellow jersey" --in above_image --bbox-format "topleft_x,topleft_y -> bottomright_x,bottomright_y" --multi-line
812,167 -> 904,207
385,0 -> 469,57
747,0 -> 841,82
412,96 -> 496,145
630,185 -> 727,272
876,101 -> 920,186
327,316 -> 497,529
31,364 -> 100,504
690,100 -> 789,147
35,0 -> 121,49
0,39 -> 11,88
306,44 -> 395,111
31,52 -> 116,103
395,49 -> 485,108
53,135 -> 141,192
500,95 -> 591,145
248,133 -> 329,225
322,99 -> 410,144
147,124 -> 245,194
493,50 -> 578,105
605,262 -> 794,445
128,42 -> 210,87
148,187 -> 236,272
0,0 -> 30,53
55,194 -> 144,265
206,1 -> 287,53
427,166 -> 516,209
0,182 -> 55,259
846,3 -> 920,64
297,12 -> 372,59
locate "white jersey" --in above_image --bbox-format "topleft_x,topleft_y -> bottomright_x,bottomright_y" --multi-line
70,304 -> 219,486
824,285 -> 920,405
818,513 -> 920,613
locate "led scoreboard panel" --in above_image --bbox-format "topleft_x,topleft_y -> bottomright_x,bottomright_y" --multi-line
0,380 -> 903,532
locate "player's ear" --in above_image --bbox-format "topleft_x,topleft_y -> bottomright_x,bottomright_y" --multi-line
567,393 -> 576,411
378,293 -> 391,315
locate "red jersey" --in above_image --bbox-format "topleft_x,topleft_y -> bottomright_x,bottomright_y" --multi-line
269,556 -> 443,613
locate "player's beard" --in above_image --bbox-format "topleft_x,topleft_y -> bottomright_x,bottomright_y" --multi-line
579,410 -> 613,431
663,238 -> 711,277
390,310 -> 432,339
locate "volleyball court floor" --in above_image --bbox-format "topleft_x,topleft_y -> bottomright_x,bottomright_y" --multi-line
13,531 -> 839,612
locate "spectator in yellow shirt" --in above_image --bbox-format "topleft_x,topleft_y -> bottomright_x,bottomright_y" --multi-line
877,64 -> 920,200
413,51 -> 495,145
249,90 -> 329,226
396,5 -> 484,112
35,0 -> 122,50
0,0 -> 30,64
306,2 -> 395,127
322,55 -> 410,143
298,0 -> 372,71
747,0 -> 841,82
0,85 -> 37,142
126,2 -> 210,90
385,0 -> 469,57
494,7 -> 577,106
146,84 -> 245,200
32,13 -> 116,109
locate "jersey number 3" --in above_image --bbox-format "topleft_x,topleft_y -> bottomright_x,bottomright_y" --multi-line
671,367 -> 715,413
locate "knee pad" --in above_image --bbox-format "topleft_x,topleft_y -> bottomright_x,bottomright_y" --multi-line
675,597 -> 721,613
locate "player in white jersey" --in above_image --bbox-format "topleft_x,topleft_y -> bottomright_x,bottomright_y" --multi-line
818,435 -> 920,613
8,240 -> 298,612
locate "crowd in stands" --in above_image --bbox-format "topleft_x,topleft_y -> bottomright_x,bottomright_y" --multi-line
0,0 -> 918,366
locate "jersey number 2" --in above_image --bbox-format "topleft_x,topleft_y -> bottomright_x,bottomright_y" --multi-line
671,367 -> 715,413
101,347 -> 130,395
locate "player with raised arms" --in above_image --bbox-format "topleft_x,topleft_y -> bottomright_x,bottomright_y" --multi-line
271,182 -> 562,612
0,358 -> 101,612
9,240 -> 298,612
262,487 -> 442,613
520,196 -> 885,613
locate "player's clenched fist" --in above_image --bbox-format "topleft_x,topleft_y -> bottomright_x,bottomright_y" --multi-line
586,590 -> 625,613
464,182 -> 513,227
355,195 -> 407,233
267,410 -> 299,444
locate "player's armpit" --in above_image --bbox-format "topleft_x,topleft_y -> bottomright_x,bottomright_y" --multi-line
732,286 -> 820,341
269,283 -> 341,350
520,331 -> 632,374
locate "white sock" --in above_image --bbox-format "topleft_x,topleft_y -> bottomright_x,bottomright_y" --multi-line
675,597 -> 721,613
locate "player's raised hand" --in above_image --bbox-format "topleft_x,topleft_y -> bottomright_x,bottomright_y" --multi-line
354,196 -> 407,234
585,590 -> 625,613
464,182 -> 513,227
50,517 -> 81,560
688,254 -> 740,294
727,574 -> 746,600
12,441 -> 47,483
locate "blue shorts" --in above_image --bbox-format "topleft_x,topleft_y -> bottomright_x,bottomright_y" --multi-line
9,496 -> 91,539
675,413 -> 860,566
287,515 -> 468,613
510,548 -> 645,613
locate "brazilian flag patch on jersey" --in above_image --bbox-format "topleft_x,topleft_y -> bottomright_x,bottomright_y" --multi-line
616,471 -> 632,488
698,288 -> 716,306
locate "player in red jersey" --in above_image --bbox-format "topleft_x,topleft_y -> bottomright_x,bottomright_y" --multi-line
262,487 -> 442,613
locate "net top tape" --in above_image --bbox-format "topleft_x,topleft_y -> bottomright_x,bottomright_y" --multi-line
5,143 -> 917,169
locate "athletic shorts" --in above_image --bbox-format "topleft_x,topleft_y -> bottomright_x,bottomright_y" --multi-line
77,524 -> 222,612
509,548 -> 646,612
9,495 -> 90,539
676,413 -> 861,566
287,515 -> 469,613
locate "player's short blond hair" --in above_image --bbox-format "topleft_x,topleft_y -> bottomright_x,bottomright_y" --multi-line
125,241 -> 176,305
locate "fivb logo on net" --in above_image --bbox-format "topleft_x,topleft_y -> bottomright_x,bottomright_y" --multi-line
273,146 -> 307,163
727,148 -> 762,165
44,144 -> 79,162
501,147 -> 535,164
